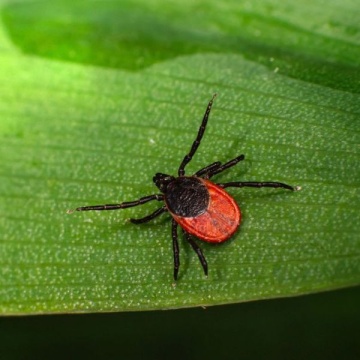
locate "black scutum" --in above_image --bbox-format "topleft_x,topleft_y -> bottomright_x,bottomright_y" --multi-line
165,177 -> 209,217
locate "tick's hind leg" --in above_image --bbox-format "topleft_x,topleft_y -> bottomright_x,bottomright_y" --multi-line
130,206 -> 167,224
219,181 -> 294,191
183,230 -> 208,277
172,220 -> 180,281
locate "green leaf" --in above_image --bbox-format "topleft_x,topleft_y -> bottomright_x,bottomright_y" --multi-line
0,0 -> 359,315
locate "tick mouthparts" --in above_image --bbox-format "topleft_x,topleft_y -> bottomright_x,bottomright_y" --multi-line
294,186 -> 302,191
66,209 -> 75,214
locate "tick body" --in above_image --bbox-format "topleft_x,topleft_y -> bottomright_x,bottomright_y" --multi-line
166,177 -> 241,243
68,94 -> 295,280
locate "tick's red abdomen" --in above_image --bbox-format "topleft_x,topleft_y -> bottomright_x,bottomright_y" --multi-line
172,179 -> 241,243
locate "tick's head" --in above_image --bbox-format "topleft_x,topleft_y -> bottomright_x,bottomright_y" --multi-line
153,173 -> 175,193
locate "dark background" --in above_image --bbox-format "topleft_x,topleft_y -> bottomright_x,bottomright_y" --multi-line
1,286 -> 359,360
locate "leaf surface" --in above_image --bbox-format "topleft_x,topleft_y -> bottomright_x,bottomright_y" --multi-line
0,0 -> 359,314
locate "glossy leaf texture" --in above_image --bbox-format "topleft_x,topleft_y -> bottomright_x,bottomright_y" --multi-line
0,0 -> 359,314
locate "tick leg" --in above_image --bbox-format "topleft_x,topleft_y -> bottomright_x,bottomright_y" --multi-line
218,181 -> 294,191
172,220 -> 180,281
67,194 -> 164,213
183,230 -> 208,277
208,155 -> 245,178
178,94 -> 217,176
194,161 -> 222,177
130,206 -> 167,224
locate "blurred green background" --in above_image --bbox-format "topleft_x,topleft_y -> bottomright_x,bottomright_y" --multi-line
1,286 -> 360,359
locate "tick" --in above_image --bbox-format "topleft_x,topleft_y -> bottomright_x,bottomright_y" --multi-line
67,94 -> 296,280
